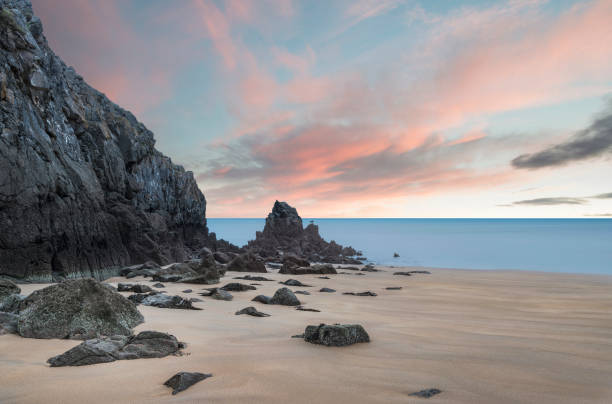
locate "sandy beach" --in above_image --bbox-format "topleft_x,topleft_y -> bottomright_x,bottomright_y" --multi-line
1,267 -> 612,404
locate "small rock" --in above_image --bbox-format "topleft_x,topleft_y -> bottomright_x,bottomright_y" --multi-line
164,372 -> 212,395
270,287 -> 301,306
252,295 -> 271,304
296,306 -> 320,312
212,289 -> 233,301
393,272 -> 411,276
233,275 -> 273,281
409,388 -> 442,398
318,276 -> 330,279
342,291 -> 377,296
141,294 -> 201,310
294,291 -> 311,295
279,279 -> 311,287
303,323 -> 370,346
220,283 -> 256,292
319,288 -> 336,293
235,306 -> 270,317
182,289 -> 192,293
386,287 -> 402,290
153,283 -> 165,288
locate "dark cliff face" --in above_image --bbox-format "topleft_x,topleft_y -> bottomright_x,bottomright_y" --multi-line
0,0 -> 208,281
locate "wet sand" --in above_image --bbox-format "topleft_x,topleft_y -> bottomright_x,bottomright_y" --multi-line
1,267 -> 612,403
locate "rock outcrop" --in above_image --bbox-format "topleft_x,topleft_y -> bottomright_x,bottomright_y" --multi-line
0,0 -> 212,282
47,331 -> 183,367
303,323 -> 370,346
247,201 -> 362,264
17,278 -> 143,339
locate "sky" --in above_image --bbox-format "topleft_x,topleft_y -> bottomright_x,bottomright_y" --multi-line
31,0 -> 612,218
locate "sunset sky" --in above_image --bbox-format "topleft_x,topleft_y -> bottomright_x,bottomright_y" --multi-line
31,0 -> 612,218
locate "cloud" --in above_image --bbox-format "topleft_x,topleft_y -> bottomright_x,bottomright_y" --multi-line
512,197 -> 588,206
512,103 -> 612,169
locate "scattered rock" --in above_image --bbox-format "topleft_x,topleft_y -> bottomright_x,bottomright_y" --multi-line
319,288 -> 336,293
318,276 -> 330,279
220,283 -> 256,292
47,331 -> 183,367
18,279 -> 143,339
386,287 -> 402,290
291,334 -> 305,338
227,252 -> 267,273
393,272 -> 412,276
361,264 -> 380,272
394,270 -> 431,276
339,266 -> 359,271
182,289 -> 192,293
233,275 -> 273,282
296,306 -> 320,312
235,306 -> 270,317
294,291 -> 311,295
279,279 -> 311,287
303,323 -> 370,346
152,283 -> 165,288
409,388 -> 442,398
164,372 -> 212,395
342,291 -> 377,296
189,298 -> 203,303
280,263 -> 337,275
213,251 -> 230,264
252,295 -> 271,304
118,283 -> 153,293
270,287 -> 301,306
0,312 -> 18,335
211,289 -> 233,301
140,294 -> 201,310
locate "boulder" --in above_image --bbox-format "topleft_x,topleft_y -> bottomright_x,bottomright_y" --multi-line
235,306 -> 270,317
213,251 -> 230,264
152,283 -> 165,288
140,294 -> 201,310
303,324 -> 370,346
17,279 -> 143,339
0,279 -> 20,297
227,253 -> 267,273
164,372 -> 212,395
270,287 -> 301,306
47,331 -> 183,367
118,283 -> 153,293
0,279 -> 23,313
0,312 -> 18,335
211,290 -> 233,301
252,295 -> 271,304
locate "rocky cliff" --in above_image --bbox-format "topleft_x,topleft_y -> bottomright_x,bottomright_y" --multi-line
0,0 -> 210,281
247,201 -> 362,264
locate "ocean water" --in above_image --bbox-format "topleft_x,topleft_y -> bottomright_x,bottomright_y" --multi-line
207,219 -> 612,275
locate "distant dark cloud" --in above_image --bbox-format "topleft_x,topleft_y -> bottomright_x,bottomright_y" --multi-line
591,192 -> 612,199
512,197 -> 587,206
511,104 -> 612,169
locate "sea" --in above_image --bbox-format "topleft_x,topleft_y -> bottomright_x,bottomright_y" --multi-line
207,218 -> 612,275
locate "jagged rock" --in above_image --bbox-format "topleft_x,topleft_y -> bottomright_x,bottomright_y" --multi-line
0,312 -> 18,335
140,294 -> 201,310
386,287 -> 402,290
0,1 -> 216,282
47,331 -> 183,367
164,372 -> 212,395
152,283 -> 165,288
280,264 -> 337,275
227,252 -> 267,273
246,201 -> 363,264
251,295 -> 271,304
279,279 -> 311,287
280,254 -> 310,273
233,275 -> 273,281
319,288 -> 336,293
294,291 -> 311,295
220,283 -> 256,292
198,247 -> 213,259
118,283 -> 153,293
409,388 -> 442,398
17,279 -> 143,339
343,291 -> 377,296
211,289 -> 233,301
120,262 -> 161,278
270,287 -> 301,306
295,306 -> 320,312
235,306 -> 270,317
303,324 -> 370,346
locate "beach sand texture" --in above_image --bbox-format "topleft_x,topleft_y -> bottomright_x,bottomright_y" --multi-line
1,268 -> 611,403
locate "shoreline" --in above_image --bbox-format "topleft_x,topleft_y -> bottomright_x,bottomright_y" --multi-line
2,266 -> 612,403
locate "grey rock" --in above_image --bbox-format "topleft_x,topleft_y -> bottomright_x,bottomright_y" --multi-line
294,291 -> 310,295
233,275 -> 273,282
118,283 -> 153,293
269,287 -> 301,306
47,331 -> 183,367
182,289 -> 192,293
0,1 -> 219,282
251,295 -> 271,304
0,279 -> 20,297
164,372 -> 212,395
220,282 -> 256,292
0,293 -> 23,313
303,323 -> 370,346
279,279 -> 311,287
211,289 -> 233,301
0,312 -> 18,335
409,388 -> 442,398
280,263 -> 337,275
386,287 -> 402,290
318,276 -> 330,279
140,294 -> 201,310
152,283 -> 165,288
296,306 -> 320,312
227,252 -> 267,273
213,251 -> 230,264
342,291 -> 377,296
18,279 -> 143,339
266,262 -> 282,269
235,306 -> 270,317
319,288 -> 336,293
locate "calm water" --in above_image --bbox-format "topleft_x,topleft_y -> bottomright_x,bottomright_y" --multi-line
207,219 -> 612,275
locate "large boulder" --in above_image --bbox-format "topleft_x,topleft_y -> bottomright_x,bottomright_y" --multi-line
0,0 -> 213,282
303,324 -> 370,346
227,252 -> 267,273
18,279 -> 144,339
47,331 -> 183,367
